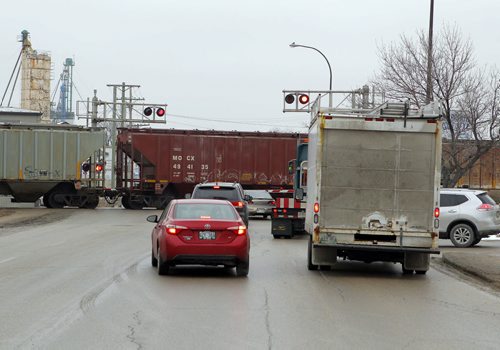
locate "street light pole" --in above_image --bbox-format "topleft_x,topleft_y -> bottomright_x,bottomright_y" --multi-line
289,42 -> 333,108
426,0 -> 435,104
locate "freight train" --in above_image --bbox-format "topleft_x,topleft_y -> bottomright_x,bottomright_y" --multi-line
0,123 -> 106,208
0,123 -> 305,209
116,128 -> 305,209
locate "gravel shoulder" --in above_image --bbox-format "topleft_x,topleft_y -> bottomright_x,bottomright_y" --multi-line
0,208 -> 72,231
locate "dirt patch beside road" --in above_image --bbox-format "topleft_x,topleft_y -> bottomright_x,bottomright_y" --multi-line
0,209 -> 72,230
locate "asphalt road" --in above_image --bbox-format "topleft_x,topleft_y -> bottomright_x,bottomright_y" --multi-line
1,209 -> 500,349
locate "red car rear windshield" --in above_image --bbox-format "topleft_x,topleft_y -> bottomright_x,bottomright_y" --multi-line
174,203 -> 238,220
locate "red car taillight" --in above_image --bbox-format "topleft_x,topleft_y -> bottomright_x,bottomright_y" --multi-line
228,225 -> 247,235
232,201 -> 244,208
268,200 -> 276,205
477,203 -> 494,211
165,225 -> 187,235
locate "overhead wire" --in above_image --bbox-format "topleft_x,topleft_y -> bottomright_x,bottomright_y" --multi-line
165,112 -> 307,129
1,48 -> 22,106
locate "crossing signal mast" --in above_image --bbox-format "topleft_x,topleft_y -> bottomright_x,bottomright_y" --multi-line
76,82 -> 168,127
282,86 -> 376,114
76,82 -> 168,188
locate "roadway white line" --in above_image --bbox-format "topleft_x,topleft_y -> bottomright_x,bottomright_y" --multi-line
0,257 -> 16,264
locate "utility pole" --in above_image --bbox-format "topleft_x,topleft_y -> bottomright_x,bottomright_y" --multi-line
78,83 -> 167,189
106,83 -> 142,188
426,0 -> 435,104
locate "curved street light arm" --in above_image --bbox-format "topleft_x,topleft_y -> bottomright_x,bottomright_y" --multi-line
289,42 -> 332,91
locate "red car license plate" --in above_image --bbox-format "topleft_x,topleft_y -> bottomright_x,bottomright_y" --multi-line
199,231 -> 216,240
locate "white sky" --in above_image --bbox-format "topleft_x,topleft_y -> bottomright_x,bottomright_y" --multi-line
1,0 -> 499,132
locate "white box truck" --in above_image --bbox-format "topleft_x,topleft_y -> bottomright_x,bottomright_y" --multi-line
304,101 -> 441,274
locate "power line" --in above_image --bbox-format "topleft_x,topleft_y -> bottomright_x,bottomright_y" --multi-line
165,112 -> 307,129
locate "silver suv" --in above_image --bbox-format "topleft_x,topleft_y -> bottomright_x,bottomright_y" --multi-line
190,182 -> 250,227
439,188 -> 500,247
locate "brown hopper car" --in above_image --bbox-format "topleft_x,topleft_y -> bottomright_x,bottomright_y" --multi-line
116,128 -> 305,209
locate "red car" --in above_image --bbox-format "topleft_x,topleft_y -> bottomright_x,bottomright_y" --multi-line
147,199 -> 250,276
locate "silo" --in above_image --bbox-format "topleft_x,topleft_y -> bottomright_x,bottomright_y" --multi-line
20,30 -> 51,122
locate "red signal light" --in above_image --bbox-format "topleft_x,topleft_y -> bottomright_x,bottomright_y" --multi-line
299,94 -> 309,104
156,107 -> 165,117
95,163 -> 104,172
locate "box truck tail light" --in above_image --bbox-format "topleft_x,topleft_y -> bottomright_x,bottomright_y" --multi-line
477,203 -> 494,211
314,202 -> 320,213
228,225 -> 247,235
232,201 -> 244,208
434,207 -> 440,218
166,225 -> 187,235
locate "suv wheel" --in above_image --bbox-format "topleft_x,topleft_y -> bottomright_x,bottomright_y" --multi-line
449,223 -> 476,248
471,236 -> 482,246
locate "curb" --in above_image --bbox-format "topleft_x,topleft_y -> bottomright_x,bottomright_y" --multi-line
441,254 -> 500,292
441,254 -> 498,288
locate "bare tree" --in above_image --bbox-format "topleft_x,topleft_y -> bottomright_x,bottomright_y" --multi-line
373,25 -> 500,187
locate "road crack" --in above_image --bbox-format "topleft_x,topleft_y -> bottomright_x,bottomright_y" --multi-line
263,288 -> 273,350
126,311 -> 143,350
319,271 -> 346,302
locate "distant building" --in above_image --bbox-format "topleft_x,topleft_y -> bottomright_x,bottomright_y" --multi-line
0,107 -> 42,124
20,30 -> 51,122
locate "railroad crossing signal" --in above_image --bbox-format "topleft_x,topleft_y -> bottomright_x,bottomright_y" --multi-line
144,106 -> 166,117
284,92 -> 309,106
283,91 -> 315,112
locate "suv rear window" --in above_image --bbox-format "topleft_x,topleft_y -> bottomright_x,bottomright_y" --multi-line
194,187 -> 240,201
477,193 -> 496,205
440,194 -> 468,207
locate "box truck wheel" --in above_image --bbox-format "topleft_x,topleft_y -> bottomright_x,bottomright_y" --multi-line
307,235 -> 318,271
402,267 -> 414,275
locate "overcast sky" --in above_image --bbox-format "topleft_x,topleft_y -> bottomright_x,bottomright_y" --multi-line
1,0 -> 499,132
